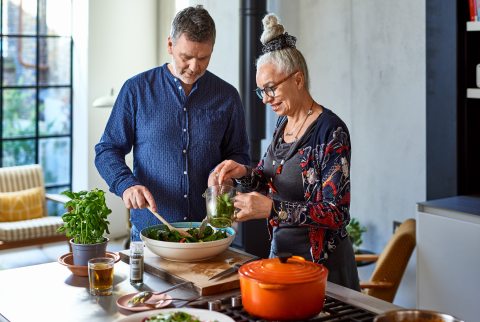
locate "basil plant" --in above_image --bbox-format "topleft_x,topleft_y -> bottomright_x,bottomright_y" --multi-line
57,189 -> 112,244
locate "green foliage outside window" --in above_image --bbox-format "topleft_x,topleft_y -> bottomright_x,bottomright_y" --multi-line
3,89 -> 36,138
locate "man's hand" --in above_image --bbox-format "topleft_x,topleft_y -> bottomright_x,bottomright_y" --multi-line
122,185 -> 157,212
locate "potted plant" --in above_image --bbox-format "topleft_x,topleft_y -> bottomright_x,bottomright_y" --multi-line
346,217 -> 367,253
57,188 -> 112,266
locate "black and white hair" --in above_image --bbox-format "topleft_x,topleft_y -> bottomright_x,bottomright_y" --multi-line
170,5 -> 216,45
257,14 -> 309,90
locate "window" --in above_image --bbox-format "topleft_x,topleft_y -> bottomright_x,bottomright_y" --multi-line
1,0 -> 72,215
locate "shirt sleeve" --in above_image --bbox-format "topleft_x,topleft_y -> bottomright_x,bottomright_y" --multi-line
235,157 -> 270,194
236,117 -> 284,194
94,80 -> 142,197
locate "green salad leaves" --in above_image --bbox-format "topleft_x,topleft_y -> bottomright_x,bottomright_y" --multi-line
145,225 -> 227,243
145,311 -> 203,322
208,192 -> 235,228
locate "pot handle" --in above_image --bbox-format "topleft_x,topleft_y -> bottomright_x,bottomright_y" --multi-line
258,283 -> 288,290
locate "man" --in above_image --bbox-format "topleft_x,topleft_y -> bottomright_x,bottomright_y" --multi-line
95,5 -> 250,241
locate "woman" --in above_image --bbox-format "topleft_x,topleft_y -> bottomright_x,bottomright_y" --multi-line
210,14 -> 359,290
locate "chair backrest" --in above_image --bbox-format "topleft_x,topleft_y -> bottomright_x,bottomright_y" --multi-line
364,218 -> 416,302
0,164 -> 44,192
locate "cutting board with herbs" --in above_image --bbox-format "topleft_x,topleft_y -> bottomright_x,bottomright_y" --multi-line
119,247 -> 257,296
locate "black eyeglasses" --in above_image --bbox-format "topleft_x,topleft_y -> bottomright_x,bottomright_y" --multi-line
255,71 -> 297,100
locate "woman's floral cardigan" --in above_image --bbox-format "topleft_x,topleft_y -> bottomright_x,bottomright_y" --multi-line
238,108 -> 352,263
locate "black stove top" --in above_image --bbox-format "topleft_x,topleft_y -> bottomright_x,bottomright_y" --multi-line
189,294 -> 377,321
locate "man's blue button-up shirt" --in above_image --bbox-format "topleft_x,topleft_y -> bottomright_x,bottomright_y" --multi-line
95,64 -> 250,236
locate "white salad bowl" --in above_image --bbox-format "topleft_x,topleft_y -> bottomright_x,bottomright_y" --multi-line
140,222 -> 236,262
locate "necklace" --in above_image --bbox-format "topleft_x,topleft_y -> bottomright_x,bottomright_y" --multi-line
267,101 -> 315,195
285,101 -> 315,141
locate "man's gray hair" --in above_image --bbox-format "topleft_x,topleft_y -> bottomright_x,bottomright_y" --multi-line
170,5 -> 216,45
257,14 -> 309,90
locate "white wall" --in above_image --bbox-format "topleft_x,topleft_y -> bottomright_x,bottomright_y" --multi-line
73,0 -> 159,239
176,0 -> 240,89
269,0 -> 426,308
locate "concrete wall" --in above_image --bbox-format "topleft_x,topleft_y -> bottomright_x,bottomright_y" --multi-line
269,0 -> 426,308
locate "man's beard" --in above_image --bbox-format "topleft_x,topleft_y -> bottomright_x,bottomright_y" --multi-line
171,60 -> 205,85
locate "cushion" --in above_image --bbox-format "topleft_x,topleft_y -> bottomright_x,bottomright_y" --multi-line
0,216 -> 64,241
0,187 -> 45,222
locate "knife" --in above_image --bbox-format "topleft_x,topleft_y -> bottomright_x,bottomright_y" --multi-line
208,257 -> 259,280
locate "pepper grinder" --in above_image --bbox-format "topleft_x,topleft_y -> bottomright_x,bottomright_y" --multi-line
129,241 -> 144,285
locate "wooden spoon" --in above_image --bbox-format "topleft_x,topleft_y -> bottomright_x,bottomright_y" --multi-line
148,207 -> 192,238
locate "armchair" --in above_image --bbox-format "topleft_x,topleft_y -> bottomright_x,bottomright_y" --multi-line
0,164 -> 68,250
356,218 -> 416,303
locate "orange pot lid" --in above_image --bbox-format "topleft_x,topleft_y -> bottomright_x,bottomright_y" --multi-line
238,254 -> 327,284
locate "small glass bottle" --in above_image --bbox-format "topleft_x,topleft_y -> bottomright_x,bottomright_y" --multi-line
130,241 -> 144,285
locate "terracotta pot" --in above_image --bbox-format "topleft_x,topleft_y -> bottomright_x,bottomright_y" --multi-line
238,254 -> 328,321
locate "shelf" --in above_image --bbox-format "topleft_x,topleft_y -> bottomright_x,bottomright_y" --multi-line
467,88 -> 480,99
467,21 -> 480,31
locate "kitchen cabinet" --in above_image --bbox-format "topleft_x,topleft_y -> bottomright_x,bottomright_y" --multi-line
426,1 -> 480,198
417,196 -> 480,322
461,20 -> 480,196
465,21 -> 480,101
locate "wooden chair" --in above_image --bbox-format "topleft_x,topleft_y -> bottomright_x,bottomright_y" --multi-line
355,218 -> 416,302
0,164 -> 69,250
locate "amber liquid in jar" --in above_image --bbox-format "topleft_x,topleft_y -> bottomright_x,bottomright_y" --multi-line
88,262 -> 114,296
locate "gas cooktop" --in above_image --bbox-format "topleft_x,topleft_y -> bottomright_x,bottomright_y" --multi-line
188,294 -> 377,322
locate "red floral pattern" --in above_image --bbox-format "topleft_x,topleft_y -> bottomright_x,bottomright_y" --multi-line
238,112 -> 351,263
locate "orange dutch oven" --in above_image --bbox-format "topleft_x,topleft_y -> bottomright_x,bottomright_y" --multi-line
238,254 -> 328,321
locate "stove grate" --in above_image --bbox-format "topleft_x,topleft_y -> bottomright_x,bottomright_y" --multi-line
188,295 -> 377,322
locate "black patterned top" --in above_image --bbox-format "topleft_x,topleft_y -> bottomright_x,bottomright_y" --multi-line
238,107 -> 351,262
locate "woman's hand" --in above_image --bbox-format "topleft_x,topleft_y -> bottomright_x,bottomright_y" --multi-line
233,192 -> 272,221
212,160 -> 248,185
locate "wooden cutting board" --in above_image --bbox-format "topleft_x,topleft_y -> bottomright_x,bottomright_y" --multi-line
119,247 -> 257,296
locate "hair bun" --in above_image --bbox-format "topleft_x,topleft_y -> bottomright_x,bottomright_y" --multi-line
260,13 -> 285,45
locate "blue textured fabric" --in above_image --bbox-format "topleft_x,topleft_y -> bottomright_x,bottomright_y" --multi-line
95,64 -> 250,239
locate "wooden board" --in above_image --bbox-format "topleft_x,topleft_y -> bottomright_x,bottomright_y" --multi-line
119,247 -> 257,296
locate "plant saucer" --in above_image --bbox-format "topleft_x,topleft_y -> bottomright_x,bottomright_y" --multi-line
58,251 -> 120,276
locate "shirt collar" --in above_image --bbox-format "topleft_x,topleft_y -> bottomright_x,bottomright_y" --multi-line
162,63 -> 207,94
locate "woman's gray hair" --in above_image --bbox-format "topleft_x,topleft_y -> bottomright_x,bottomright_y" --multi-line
257,14 -> 309,90
170,5 -> 216,45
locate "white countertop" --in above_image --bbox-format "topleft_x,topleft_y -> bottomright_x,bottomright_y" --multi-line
0,255 -> 400,322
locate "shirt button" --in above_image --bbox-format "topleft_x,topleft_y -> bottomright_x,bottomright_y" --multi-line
183,194 -> 187,198
174,78 -> 177,82
183,129 -> 186,132
183,108 -> 187,112
183,149 -> 187,154
183,171 -> 187,175
178,86 -> 182,89
183,216 -> 187,220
